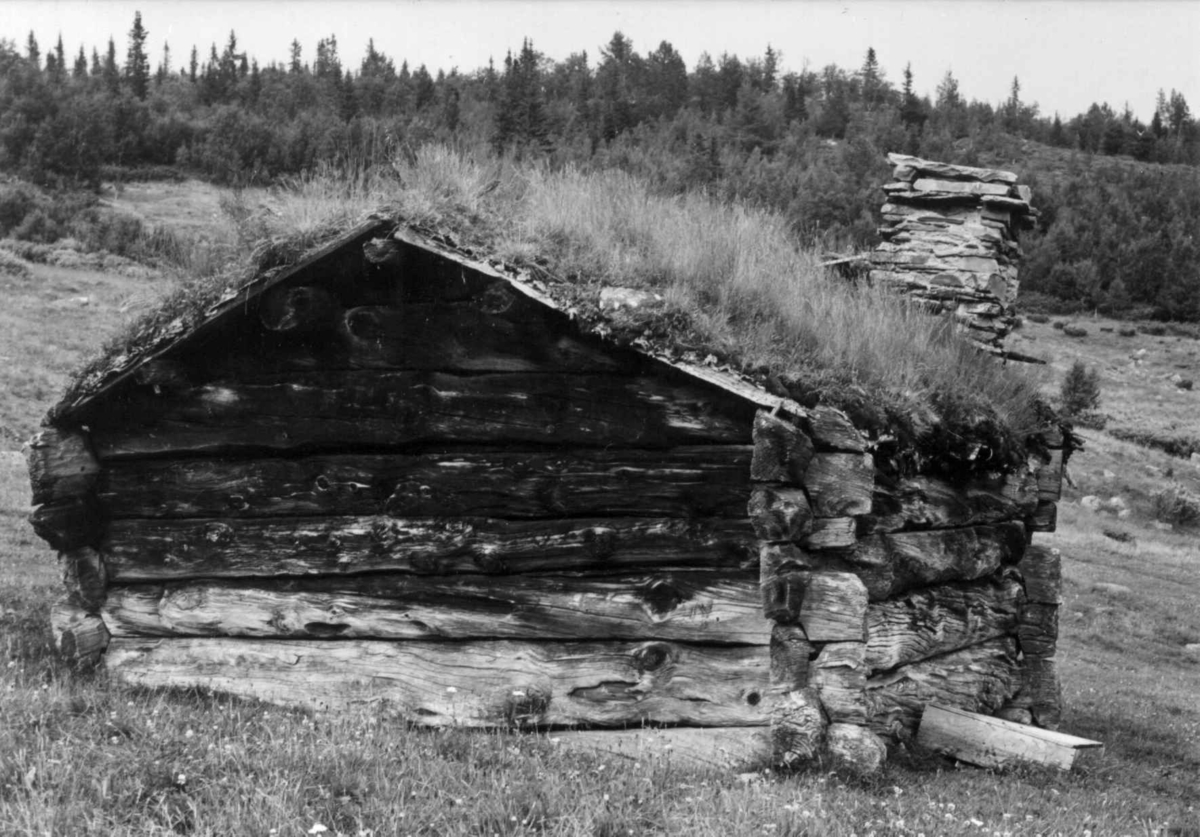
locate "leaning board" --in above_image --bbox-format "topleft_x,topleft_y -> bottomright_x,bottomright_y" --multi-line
916,703 -> 1103,770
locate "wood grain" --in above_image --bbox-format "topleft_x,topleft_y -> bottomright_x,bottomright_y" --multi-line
864,637 -> 1019,742
89,371 -> 755,458
102,572 -> 769,644
105,637 -> 770,728
102,515 -> 757,581
98,447 -> 754,520
865,575 -> 1024,672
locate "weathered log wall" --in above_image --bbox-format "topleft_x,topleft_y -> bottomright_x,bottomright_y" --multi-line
747,405 -> 1065,770
34,234 -> 781,743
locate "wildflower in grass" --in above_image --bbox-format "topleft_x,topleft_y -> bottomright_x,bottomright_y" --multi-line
308,824 -> 328,835
445,686 -> 457,694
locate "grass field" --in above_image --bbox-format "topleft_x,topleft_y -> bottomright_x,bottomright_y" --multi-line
1,181 -> 1198,835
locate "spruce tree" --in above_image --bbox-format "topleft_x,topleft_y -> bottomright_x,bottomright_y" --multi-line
74,46 -> 88,79
26,32 -> 40,68
125,12 -> 150,99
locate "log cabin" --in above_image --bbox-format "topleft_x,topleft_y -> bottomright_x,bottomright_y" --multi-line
28,192 -> 1069,773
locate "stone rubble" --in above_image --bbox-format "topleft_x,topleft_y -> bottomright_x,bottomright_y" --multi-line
869,153 -> 1039,352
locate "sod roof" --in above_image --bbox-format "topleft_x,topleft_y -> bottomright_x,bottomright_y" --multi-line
47,151 -> 1059,477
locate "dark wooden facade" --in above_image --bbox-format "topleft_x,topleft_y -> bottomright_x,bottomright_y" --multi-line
30,221 -> 1066,771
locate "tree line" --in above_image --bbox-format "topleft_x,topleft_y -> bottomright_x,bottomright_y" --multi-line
1,15 -> 1198,320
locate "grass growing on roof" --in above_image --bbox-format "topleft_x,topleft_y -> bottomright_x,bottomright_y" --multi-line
64,144 -> 1045,470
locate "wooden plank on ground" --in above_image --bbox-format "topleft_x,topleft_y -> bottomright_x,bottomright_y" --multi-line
549,726 -> 771,772
916,704 -> 1103,770
105,637 -> 770,728
98,446 -> 754,520
102,515 -> 757,581
89,371 -> 755,458
102,572 -> 770,644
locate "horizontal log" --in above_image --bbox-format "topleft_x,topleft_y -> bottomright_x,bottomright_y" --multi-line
750,411 -> 813,483
801,517 -> 857,550
1017,603 -> 1058,659
865,637 -> 1020,742
749,486 -> 813,541
1036,449 -> 1064,501
50,597 -> 109,665
865,575 -> 1024,673
812,642 -> 868,723
826,723 -> 888,775
1028,500 -> 1057,532
769,625 -> 812,691
805,454 -> 874,517
762,572 -> 867,642
259,285 -> 336,333
865,469 -> 1038,534
89,372 -> 754,458
26,428 -> 99,505
59,547 -> 108,611
769,687 -> 827,767
916,704 -> 1101,771
550,726 -> 772,772
333,303 -> 634,374
850,522 -> 1026,600
98,446 -> 754,520
808,407 -> 868,452
30,495 -> 105,552
1014,656 -> 1062,729
103,516 -> 757,581
102,571 -> 769,644
105,637 -> 770,728
1018,545 -> 1062,605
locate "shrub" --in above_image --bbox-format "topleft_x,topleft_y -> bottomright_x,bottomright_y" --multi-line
0,248 -> 31,278
1151,485 -> 1200,527
1140,324 -> 1167,336
1178,379 -> 1194,391
1052,320 -> 1066,330
1060,360 -> 1101,416
1025,313 -> 1050,324
1063,325 -> 1088,338
0,183 -> 39,235
1118,327 -> 1137,337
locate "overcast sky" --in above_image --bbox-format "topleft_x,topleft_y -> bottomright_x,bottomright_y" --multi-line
3,0 -> 1198,122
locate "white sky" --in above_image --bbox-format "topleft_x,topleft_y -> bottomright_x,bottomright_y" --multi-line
3,0 -> 1199,122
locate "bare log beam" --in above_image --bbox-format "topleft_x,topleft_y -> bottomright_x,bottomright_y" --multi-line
27,428 -> 99,505
89,372 -> 755,458
50,597 -> 109,665
258,285 -> 336,333
865,638 -> 1019,743
865,575 -> 1024,672
850,522 -> 1026,600
98,447 -> 754,520
102,515 -> 757,581
102,571 -> 770,644
105,637 -> 770,728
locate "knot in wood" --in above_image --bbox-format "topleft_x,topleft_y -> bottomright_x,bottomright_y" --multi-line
202,523 -> 234,545
642,579 -> 686,616
633,642 -> 673,674
475,283 -> 518,315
